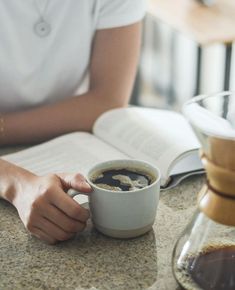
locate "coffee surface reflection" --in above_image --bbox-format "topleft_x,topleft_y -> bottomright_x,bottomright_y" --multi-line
91,168 -> 154,191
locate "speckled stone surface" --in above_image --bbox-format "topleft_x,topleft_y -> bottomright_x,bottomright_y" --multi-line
0,147 -> 205,290
0,178 -> 205,290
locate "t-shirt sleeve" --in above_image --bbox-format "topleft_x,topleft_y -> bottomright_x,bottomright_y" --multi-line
96,0 -> 146,29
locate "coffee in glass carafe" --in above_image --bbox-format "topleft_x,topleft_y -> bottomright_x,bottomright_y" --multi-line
172,92 -> 235,290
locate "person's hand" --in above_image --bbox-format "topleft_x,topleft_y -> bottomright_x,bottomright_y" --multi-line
12,172 -> 91,244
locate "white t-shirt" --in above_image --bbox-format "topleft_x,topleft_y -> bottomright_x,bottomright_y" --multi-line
0,0 -> 146,113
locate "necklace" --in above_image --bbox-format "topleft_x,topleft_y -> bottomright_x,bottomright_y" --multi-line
33,0 -> 51,38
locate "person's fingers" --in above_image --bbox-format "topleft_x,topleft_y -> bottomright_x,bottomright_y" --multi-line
49,188 -> 90,223
35,217 -> 76,242
41,204 -> 87,233
57,173 -> 92,193
30,226 -> 57,245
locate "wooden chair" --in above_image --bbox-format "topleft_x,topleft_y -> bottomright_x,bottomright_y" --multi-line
148,0 -> 235,95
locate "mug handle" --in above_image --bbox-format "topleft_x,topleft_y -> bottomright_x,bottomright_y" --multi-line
67,189 -> 84,198
67,189 -> 90,208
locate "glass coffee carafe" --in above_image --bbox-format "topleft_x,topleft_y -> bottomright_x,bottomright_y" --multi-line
172,92 -> 235,290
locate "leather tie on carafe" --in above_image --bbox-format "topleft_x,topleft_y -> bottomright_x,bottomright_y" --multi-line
198,137 -> 235,226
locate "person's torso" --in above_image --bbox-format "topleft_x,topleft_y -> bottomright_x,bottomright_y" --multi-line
0,0 -> 98,112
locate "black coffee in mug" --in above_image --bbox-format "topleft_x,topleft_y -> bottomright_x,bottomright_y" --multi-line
91,168 -> 154,191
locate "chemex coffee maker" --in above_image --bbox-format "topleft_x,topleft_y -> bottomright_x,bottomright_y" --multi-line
172,92 -> 235,290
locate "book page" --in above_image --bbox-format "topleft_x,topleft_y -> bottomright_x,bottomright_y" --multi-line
170,150 -> 202,175
93,107 -> 200,183
2,132 -> 128,204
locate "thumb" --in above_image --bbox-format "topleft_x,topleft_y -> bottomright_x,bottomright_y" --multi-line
57,173 -> 92,193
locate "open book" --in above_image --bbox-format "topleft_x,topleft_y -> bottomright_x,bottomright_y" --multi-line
2,107 -> 203,203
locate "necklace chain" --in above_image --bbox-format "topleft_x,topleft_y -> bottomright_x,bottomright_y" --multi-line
34,0 -> 50,20
33,0 -> 51,37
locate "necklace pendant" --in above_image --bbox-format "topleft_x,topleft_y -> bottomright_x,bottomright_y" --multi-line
34,18 -> 51,37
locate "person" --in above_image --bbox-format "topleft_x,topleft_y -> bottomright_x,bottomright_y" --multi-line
0,0 -> 146,244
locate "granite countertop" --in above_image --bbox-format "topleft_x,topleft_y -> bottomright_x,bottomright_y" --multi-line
0,147 -> 205,290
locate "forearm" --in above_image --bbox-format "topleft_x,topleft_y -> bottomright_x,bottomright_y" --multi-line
0,158 -> 35,203
1,23 -> 141,146
1,89 -> 128,145
0,158 -> 91,244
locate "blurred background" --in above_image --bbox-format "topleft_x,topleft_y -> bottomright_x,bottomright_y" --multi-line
131,0 -> 235,111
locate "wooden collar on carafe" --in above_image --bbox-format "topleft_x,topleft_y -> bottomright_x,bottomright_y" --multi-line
199,137 -> 235,226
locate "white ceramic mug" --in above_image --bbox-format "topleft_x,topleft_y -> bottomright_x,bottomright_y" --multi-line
86,159 -> 161,239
